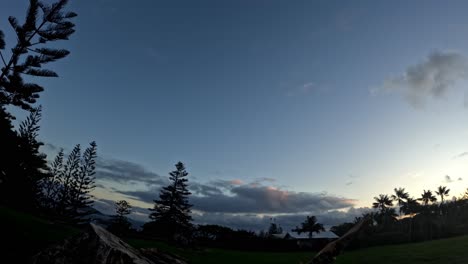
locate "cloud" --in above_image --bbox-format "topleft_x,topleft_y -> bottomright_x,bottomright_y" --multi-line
193,207 -> 371,231
380,50 -> 468,107
459,177 -> 463,181
229,179 -> 244,185
287,82 -> 326,97
454,152 -> 468,159
120,181 -> 356,215
445,175 -> 453,183
96,158 -> 166,186
89,156 -> 357,230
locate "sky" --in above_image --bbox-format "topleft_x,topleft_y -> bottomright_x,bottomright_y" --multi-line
3,0 -> 468,231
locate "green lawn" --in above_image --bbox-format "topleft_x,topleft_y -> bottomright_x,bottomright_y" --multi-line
335,235 -> 468,264
128,235 -> 468,264
2,205 -> 468,264
127,238 -> 313,264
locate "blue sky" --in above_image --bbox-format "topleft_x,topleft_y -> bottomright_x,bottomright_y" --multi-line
3,0 -> 468,230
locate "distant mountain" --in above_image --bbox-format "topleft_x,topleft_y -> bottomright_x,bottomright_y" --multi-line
84,207 -> 145,230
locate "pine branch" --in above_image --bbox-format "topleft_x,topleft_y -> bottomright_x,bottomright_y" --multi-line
0,0 -> 75,109
0,51 -> 6,67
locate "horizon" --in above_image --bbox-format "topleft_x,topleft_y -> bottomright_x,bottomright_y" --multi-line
3,0 -> 468,232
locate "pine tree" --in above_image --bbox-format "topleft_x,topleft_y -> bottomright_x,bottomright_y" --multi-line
0,0 -> 76,110
0,106 -> 19,191
16,106 -> 48,208
0,0 -> 76,211
70,141 -> 97,222
0,106 -> 48,210
56,144 -> 81,216
40,148 -> 64,209
146,162 -> 193,239
53,142 -> 97,222
109,200 -> 132,235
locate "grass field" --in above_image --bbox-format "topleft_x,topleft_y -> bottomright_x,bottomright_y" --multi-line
2,206 -> 467,264
128,235 -> 468,264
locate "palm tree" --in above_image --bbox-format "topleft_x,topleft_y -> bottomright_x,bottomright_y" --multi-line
435,186 -> 450,204
292,216 -> 325,239
391,187 -> 409,215
400,197 -> 420,215
419,190 -> 437,206
372,194 -> 393,214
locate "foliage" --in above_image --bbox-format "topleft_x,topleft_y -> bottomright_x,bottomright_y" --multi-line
400,197 -> 421,215
0,0 -> 76,110
391,187 -> 409,215
0,106 -> 48,210
435,185 -> 450,204
330,222 -> 355,237
108,200 -> 132,235
145,161 -> 193,240
41,142 -> 97,223
419,190 -> 437,206
0,0 -> 76,213
372,194 -> 393,214
267,220 -> 283,236
292,215 -> 325,238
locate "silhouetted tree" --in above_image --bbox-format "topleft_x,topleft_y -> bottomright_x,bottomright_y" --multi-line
419,190 -> 437,206
462,188 -> 468,200
145,162 -> 193,240
56,144 -> 81,215
392,187 -> 409,216
267,218 -> 283,236
330,222 -> 354,237
195,224 -> 234,241
70,141 -> 97,222
0,106 -> 48,210
108,200 -> 132,235
0,0 -> 76,110
292,215 -> 325,239
372,194 -> 393,214
39,148 -> 64,209
435,186 -> 450,204
0,0 -> 76,211
0,107 -> 18,189
52,142 -> 97,222
400,197 -> 421,215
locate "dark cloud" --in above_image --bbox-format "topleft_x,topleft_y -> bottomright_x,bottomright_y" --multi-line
96,158 -> 166,186
93,198 -> 117,215
193,207 -> 371,231
120,182 -> 356,215
454,152 -> 468,159
93,199 -> 368,232
380,50 -> 468,107
91,157 -> 358,231
445,175 -> 453,183
190,182 -> 224,196
43,143 -> 61,152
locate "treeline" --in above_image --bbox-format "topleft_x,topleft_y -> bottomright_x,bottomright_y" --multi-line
331,186 -> 468,249
0,0 -> 99,224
